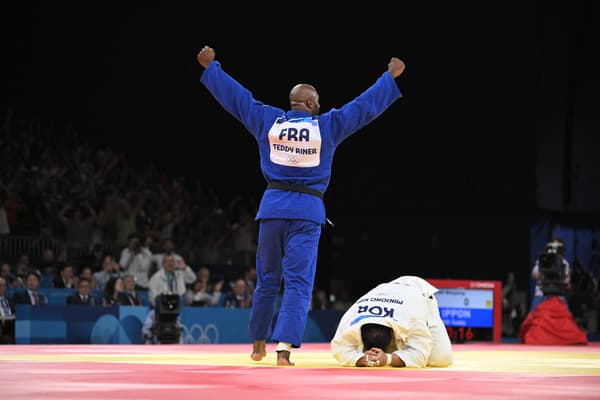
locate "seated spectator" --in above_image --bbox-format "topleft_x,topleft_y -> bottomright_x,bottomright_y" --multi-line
0,262 -> 16,288
93,253 -> 121,291
196,265 -> 216,293
78,265 -> 97,289
12,271 -> 48,306
102,276 -> 124,306
118,274 -> 145,306
185,278 -> 223,307
12,261 -> 29,289
51,262 -> 78,289
66,277 -> 97,306
0,277 -> 15,344
223,278 -> 252,309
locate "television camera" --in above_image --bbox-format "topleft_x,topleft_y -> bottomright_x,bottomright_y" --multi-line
147,294 -> 182,344
537,240 -> 568,296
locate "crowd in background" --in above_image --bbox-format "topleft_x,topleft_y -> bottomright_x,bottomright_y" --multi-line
2,108 -> 600,344
0,108 -> 342,330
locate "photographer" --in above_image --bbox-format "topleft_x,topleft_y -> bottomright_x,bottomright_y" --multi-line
520,239 -> 587,345
119,232 -> 153,290
142,254 -> 186,344
529,238 -> 571,312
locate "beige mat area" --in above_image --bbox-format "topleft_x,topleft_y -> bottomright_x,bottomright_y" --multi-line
2,343 -> 599,375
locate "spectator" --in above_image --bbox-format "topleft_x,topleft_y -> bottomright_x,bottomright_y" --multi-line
148,254 -> 186,307
185,278 -> 223,307
66,277 -> 97,306
102,276 -> 124,306
12,271 -> 48,306
196,265 -> 217,293
93,253 -> 121,291
567,258 -> 597,330
223,278 -> 252,309
36,248 -> 58,276
118,274 -> 145,306
57,202 -> 96,244
87,241 -> 105,272
119,232 -> 152,290
78,265 -> 97,289
151,238 -> 196,288
502,271 -> 522,337
0,276 -> 15,344
229,207 -> 257,267
530,238 -> 571,312
0,262 -> 16,288
243,265 -> 257,297
51,262 -> 78,289
0,188 -> 10,235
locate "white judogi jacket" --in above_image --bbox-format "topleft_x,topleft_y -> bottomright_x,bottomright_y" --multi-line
331,276 -> 442,368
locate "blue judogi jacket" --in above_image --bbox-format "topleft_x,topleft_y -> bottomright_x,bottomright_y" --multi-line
200,61 -> 402,224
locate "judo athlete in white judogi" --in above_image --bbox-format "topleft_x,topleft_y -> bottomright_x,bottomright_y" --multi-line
331,276 -> 453,368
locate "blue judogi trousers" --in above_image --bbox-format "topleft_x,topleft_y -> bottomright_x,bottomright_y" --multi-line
248,218 -> 321,347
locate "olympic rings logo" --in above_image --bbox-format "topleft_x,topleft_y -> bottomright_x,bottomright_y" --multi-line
180,323 -> 219,344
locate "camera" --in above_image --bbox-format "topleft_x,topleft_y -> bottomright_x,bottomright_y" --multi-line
150,294 -> 182,344
537,241 -> 567,296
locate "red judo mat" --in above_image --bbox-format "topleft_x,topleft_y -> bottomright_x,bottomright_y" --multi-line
1,342 -> 599,400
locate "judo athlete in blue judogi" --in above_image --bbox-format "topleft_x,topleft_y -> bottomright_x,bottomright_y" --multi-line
197,45 -> 406,365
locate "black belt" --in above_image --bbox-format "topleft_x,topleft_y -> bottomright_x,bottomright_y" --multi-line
267,181 -> 324,200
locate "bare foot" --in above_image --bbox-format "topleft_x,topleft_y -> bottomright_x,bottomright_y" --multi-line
276,350 -> 294,366
251,340 -> 266,361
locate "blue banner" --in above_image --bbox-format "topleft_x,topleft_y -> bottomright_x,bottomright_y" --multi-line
15,305 -> 343,345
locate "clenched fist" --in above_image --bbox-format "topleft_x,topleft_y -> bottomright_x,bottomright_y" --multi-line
197,45 -> 216,68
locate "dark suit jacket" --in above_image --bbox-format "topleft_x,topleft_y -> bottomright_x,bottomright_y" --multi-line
66,293 -> 97,306
118,291 -> 144,306
12,290 -> 48,306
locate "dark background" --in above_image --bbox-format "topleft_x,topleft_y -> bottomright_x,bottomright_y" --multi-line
2,3 -> 599,296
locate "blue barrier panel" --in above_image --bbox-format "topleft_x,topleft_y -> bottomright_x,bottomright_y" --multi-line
15,304 -> 67,344
15,305 -> 344,344
179,307 -> 250,344
66,305 -> 120,344
118,306 -> 150,344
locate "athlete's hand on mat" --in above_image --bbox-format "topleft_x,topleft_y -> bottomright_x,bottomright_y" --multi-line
357,347 -> 387,367
197,46 -> 215,68
388,57 -> 405,78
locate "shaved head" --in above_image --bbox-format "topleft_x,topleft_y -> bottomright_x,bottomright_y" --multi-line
289,84 -> 320,115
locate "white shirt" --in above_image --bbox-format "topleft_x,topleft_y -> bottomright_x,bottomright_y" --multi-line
119,247 -> 153,289
152,252 -> 197,285
148,268 -> 186,307
330,276 -> 439,368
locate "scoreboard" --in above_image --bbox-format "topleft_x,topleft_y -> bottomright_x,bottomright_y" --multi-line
427,279 -> 502,343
